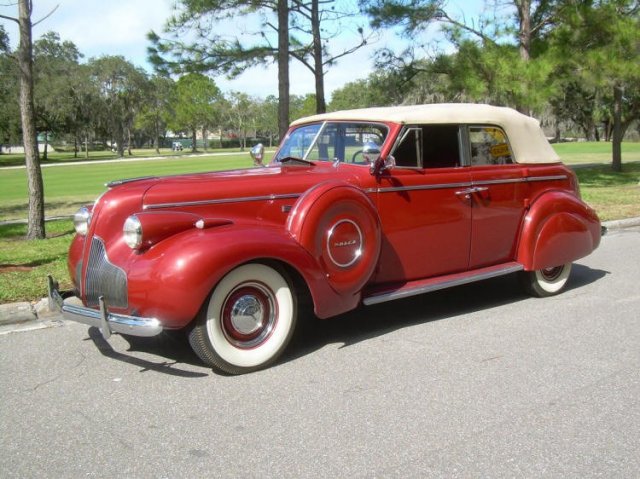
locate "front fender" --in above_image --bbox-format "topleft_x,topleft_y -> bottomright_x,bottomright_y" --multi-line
517,191 -> 601,271
124,223 -> 359,328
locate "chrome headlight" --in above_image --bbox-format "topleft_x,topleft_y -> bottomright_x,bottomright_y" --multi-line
123,215 -> 142,250
73,207 -> 91,235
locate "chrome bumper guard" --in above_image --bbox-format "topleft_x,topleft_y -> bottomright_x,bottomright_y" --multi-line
47,275 -> 163,340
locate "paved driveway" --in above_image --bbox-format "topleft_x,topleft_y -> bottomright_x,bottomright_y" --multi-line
1,227 -> 639,478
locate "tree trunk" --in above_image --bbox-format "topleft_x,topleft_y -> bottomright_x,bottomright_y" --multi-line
516,0 -> 531,62
85,135 -> 89,159
277,0 -> 290,139
202,127 -> 208,151
192,128 -> 197,152
18,0 -> 45,239
127,127 -> 132,156
611,84 -> 623,172
115,124 -> 125,158
154,117 -> 161,154
42,131 -> 48,161
311,0 -> 326,114
514,0 -> 531,115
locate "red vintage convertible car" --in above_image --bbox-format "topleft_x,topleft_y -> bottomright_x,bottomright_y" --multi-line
49,104 -> 602,374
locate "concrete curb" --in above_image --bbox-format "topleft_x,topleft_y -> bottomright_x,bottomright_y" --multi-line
0,216 -> 638,330
0,299 -> 63,334
602,217 -> 640,230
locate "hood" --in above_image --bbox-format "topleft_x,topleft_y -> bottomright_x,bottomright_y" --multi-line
140,163 -> 363,210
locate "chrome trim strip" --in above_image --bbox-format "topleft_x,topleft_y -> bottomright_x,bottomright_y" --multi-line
144,193 -> 302,210
373,182 -> 472,194
144,175 -> 567,208
473,178 -> 525,186
525,174 -> 567,182
367,174 -> 567,195
363,263 -> 524,306
107,176 -> 157,188
48,276 -> 163,339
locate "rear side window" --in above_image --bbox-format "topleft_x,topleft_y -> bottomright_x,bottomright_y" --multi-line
469,126 -> 513,165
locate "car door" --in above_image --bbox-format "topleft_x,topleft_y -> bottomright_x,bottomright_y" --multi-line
465,125 -> 529,269
373,124 -> 473,284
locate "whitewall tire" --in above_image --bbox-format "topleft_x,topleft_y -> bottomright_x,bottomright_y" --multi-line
520,262 -> 572,298
189,263 -> 297,374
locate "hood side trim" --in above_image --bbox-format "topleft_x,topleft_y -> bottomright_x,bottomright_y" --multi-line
144,193 -> 302,210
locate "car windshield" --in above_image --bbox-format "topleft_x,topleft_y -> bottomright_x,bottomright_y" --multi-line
274,122 -> 388,164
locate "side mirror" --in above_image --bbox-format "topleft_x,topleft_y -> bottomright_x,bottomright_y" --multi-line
370,154 -> 395,175
250,143 -> 265,166
362,142 -> 381,164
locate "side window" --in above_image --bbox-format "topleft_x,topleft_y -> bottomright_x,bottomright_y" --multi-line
392,127 -> 422,167
422,125 -> 461,168
469,126 -> 513,165
392,125 -> 461,169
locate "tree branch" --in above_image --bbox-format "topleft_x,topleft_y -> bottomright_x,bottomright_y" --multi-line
0,13 -> 19,23
437,9 -> 497,46
33,4 -> 59,27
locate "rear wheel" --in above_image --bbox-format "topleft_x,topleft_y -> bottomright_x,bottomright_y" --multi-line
189,263 -> 297,374
520,262 -> 572,297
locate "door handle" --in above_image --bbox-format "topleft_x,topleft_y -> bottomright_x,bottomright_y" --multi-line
455,186 -> 489,199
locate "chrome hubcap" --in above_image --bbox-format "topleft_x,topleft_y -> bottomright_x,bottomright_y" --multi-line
541,266 -> 563,281
230,295 -> 265,335
221,283 -> 277,349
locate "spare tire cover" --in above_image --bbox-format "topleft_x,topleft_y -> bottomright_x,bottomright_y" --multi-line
287,181 -> 381,294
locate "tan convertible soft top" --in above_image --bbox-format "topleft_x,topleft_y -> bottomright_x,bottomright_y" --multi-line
291,103 -> 560,164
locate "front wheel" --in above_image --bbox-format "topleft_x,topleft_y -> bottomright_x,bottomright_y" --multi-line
189,263 -> 297,374
520,262 -> 572,298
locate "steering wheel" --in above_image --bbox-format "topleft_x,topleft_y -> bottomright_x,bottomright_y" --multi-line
351,150 -> 364,163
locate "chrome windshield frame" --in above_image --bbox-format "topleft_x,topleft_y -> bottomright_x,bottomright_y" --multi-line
277,121 -> 390,164
302,121 -> 328,161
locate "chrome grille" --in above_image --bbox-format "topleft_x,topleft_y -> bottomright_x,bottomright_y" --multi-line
75,259 -> 83,294
85,237 -> 128,308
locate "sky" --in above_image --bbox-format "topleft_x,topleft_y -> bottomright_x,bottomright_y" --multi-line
0,0 -> 484,100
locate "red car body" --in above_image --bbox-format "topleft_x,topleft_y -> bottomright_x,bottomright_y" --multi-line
50,104 -> 602,374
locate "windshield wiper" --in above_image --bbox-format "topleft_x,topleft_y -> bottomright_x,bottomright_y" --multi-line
278,156 -> 315,166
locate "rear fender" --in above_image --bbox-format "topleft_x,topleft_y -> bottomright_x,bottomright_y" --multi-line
517,190 -> 601,271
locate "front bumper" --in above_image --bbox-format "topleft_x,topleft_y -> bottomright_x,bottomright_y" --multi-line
47,275 -> 163,339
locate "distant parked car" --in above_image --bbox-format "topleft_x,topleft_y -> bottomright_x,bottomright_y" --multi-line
50,104 -> 603,374
171,142 -> 184,152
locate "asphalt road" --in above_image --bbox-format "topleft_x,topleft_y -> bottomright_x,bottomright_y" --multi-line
1,227 -> 639,478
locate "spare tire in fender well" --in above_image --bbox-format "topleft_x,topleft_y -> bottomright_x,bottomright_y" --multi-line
286,181 -> 381,295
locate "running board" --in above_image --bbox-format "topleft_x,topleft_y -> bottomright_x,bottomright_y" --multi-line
363,262 -> 524,306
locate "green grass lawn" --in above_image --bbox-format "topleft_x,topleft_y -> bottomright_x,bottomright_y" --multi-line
552,141 -> 640,164
574,162 -> 640,221
0,152 -> 256,222
0,220 -> 74,303
0,146 -> 259,167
